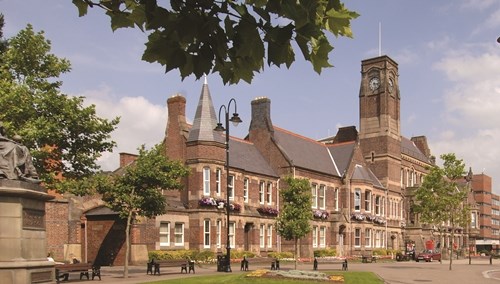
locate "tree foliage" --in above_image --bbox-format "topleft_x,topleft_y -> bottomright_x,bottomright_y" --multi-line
72,0 -> 359,84
414,153 -> 471,270
275,176 -> 312,269
88,144 -> 190,277
0,24 -> 119,188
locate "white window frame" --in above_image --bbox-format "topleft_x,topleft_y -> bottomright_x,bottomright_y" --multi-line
204,220 -> 210,248
260,224 -> 265,248
365,190 -> 371,212
266,182 -> 272,204
174,223 -> 184,246
319,226 -> 326,248
228,175 -> 235,200
334,188 -> 339,211
229,222 -> 235,249
159,222 -> 170,248
312,184 -> 318,209
267,224 -> 273,248
365,228 -> 371,248
215,168 -> 221,196
354,189 -> 361,211
216,220 -> 222,248
243,178 -> 249,203
312,226 -> 318,248
375,196 -> 380,215
318,185 -> 326,209
259,181 -> 265,204
203,167 -> 210,196
354,228 -> 361,247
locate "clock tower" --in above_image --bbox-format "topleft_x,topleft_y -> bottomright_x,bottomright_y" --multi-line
359,55 -> 401,193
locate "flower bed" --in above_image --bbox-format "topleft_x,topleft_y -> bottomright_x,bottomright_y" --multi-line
257,206 -> 279,216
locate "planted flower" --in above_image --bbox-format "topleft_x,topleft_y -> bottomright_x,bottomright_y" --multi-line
257,206 -> 279,216
313,210 -> 329,220
351,212 -> 366,221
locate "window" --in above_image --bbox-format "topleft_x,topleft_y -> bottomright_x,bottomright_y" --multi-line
312,226 -> 318,248
216,220 -> 222,248
266,183 -> 272,204
260,224 -> 265,248
174,223 -> 184,246
334,188 -> 339,211
243,178 -> 249,203
365,228 -> 371,248
229,222 -> 235,249
215,169 -> 221,196
381,197 -> 385,216
159,222 -> 170,247
354,189 -> 361,211
365,191 -> 371,212
318,185 -> 326,209
312,184 -> 318,208
259,181 -> 265,204
375,196 -> 380,215
400,168 -> 404,187
375,230 -> 381,248
203,167 -> 210,196
471,212 -> 477,229
354,228 -> 361,247
204,220 -> 210,248
228,175 -> 235,200
319,227 -> 326,248
267,225 -> 273,248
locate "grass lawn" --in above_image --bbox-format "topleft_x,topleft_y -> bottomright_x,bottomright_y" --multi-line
144,271 -> 383,284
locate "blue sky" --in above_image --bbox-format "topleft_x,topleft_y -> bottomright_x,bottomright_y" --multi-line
1,1 -> 500,192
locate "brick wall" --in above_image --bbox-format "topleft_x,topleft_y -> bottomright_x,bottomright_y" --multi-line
46,200 -> 69,260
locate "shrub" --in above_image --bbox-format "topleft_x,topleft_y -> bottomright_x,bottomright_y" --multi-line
372,248 -> 387,256
148,250 -> 197,261
314,248 -> 337,257
195,250 -> 216,262
268,251 -> 294,259
231,250 -> 256,259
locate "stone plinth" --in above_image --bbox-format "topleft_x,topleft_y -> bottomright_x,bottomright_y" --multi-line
0,180 -> 55,283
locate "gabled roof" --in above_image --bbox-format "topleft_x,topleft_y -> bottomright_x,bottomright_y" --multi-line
401,136 -> 431,163
327,141 -> 356,177
229,137 -> 278,178
187,82 -> 223,143
352,164 -> 385,188
273,127 -> 341,177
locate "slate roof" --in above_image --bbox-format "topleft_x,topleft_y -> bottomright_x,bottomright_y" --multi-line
351,164 -> 385,188
327,141 -> 356,177
229,137 -> 278,178
187,82 -> 223,143
401,136 -> 431,163
273,127 -> 341,177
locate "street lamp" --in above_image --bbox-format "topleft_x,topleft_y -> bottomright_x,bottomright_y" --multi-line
214,98 -> 242,273
465,167 -> 473,265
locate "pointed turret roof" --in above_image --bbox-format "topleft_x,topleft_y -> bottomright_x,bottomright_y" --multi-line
187,81 -> 223,143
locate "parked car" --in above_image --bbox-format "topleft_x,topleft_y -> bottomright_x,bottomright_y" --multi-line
416,250 -> 441,262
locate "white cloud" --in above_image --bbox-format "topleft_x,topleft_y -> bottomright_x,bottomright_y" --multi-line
74,85 -> 167,171
431,43 -> 500,191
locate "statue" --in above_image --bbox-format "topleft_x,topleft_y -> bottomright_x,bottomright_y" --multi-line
0,122 -> 40,183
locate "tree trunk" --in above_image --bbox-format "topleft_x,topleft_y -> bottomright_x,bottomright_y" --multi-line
124,210 -> 132,278
294,238 -> 298,270
449,219 -> 454,271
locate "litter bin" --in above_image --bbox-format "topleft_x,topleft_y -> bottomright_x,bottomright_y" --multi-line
217,255 -> 228,272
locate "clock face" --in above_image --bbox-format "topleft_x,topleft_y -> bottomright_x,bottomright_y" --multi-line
369,77 -> 380,91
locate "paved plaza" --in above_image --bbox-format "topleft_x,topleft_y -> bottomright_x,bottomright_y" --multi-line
61,257 -> 500,284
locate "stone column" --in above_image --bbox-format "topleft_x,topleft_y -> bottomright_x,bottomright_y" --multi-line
0,180 -> 54,284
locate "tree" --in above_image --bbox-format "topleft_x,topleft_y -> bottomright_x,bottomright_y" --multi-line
414,153 -> 471,271
0,24 -> 119,189
72,0 -> 359,85
275,176 -> 312,270
83,144 -> 189,278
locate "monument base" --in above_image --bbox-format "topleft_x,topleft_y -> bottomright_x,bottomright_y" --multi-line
0,180 -> 55,283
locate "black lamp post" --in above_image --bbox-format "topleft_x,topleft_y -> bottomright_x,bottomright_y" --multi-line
214,98 -> 242,273
465,167 -> 473,265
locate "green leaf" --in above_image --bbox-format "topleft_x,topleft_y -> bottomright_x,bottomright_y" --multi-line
72,0 -> 89,17
310,36 -> 333,73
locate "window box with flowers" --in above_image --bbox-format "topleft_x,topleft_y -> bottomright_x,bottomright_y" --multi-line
366,214 -> 376,222
198,197 -> 241,212
257,206 -> 279,217
351,212 -> 366,221
313,209 -> 329,220
373,216 -> 386,225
